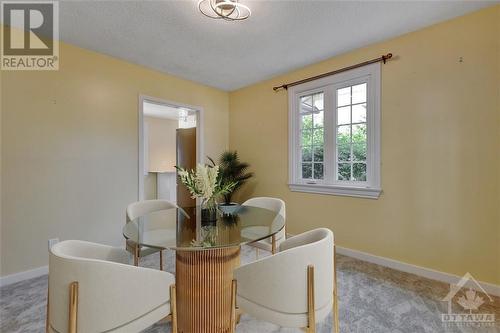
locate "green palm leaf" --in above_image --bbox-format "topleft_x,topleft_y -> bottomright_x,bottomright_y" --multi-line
214,151 -> 254,204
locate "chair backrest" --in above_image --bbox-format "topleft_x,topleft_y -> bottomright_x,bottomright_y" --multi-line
234,228 -> 333,315
49,240 -> 172,332
242,197 -> 286,219
126,199 -> 179,222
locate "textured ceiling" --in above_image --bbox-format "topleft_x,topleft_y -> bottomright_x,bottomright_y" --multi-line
58,1 -> 496,91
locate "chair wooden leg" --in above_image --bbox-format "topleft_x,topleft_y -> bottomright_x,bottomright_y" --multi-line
68,282 -> 78,333
306,265 -> 316,333
160,251 -> 164,271
236,307 -> 242,324
170,284 -> 177,333
45,284 -> 50,333
271,235 -> 276,255
161,314 -> 172,324
134,245 -> 139,266
255,247 -> 259,260
230,279 -> 237,333
333,245 -> 340,333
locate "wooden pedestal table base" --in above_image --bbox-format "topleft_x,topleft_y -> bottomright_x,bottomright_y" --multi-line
175,247 -> 241,333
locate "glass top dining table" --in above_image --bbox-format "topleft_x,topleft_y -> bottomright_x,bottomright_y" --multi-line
122,205 -> 285,251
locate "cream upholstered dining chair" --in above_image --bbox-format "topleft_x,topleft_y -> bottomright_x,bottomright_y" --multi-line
231,228 -> 339,333
241,197 -> 286,254
126,199 -> 184,270
46,240 -> 177,333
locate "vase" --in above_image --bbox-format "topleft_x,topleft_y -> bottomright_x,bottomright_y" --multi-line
201,200 -> 217,225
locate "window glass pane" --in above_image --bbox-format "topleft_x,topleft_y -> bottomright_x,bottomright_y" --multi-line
352,124 -> 366,143
338,143 -> 351,162
352,103 -> 366,123
313,146 -> 323,162
301,130 -> 312,146
301,146 -> 312,162
352,143 -> 366,161
337,87 -> 351,107
314,163 -> 324,180
352,83 -> 367,104
313,111 -> 323,128
300,92 -> 325,181
338,163 -> 351,180
353,163 -> 367,181
313,93 -> 324,111
313,128 -> 324,145
337,125 -> 351,144
302,163 -> 312,179
300,95 -> 312,113
301,114 -> 312,129
337,106 -> 350,125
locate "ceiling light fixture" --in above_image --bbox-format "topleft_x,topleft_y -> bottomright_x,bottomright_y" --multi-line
178,108 -> 188,122
198,0 -> 251,21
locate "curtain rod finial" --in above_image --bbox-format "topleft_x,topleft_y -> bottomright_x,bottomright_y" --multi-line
382,53 -> 393,64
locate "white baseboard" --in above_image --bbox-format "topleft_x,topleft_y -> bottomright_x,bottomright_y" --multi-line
336,246 -> 500,297
0,265 -> 48,288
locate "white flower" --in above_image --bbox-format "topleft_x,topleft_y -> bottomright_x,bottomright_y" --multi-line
176,162 -> 235,208
178,169 -> 189,178
194,164 -> 218,200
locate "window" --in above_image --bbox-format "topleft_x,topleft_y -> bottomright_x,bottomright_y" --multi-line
288,63 -> 381,198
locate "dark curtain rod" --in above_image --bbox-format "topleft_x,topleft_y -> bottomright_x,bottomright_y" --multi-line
272,53 -> 393,92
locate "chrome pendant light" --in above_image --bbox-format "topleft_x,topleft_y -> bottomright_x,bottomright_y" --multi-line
198,0 -> 251,21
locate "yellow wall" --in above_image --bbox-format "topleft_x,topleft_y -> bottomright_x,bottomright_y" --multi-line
229,6 -> 500,284
1,41 -> 229,276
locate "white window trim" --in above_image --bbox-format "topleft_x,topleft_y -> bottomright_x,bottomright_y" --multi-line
288,63 -> 381,199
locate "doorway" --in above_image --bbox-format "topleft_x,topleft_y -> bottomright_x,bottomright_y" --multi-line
138,95 -> 203,206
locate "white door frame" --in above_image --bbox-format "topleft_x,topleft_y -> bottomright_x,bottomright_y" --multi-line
138,94 -> 204,201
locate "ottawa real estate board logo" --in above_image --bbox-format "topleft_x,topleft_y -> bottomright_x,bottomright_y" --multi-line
441,272 -> 496,328
1,1 -> 59,70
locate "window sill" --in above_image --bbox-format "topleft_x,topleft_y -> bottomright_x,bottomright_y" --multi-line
288,183 -> 381,199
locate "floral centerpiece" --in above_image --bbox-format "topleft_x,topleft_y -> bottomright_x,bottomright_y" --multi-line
176,163 -> 237,222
